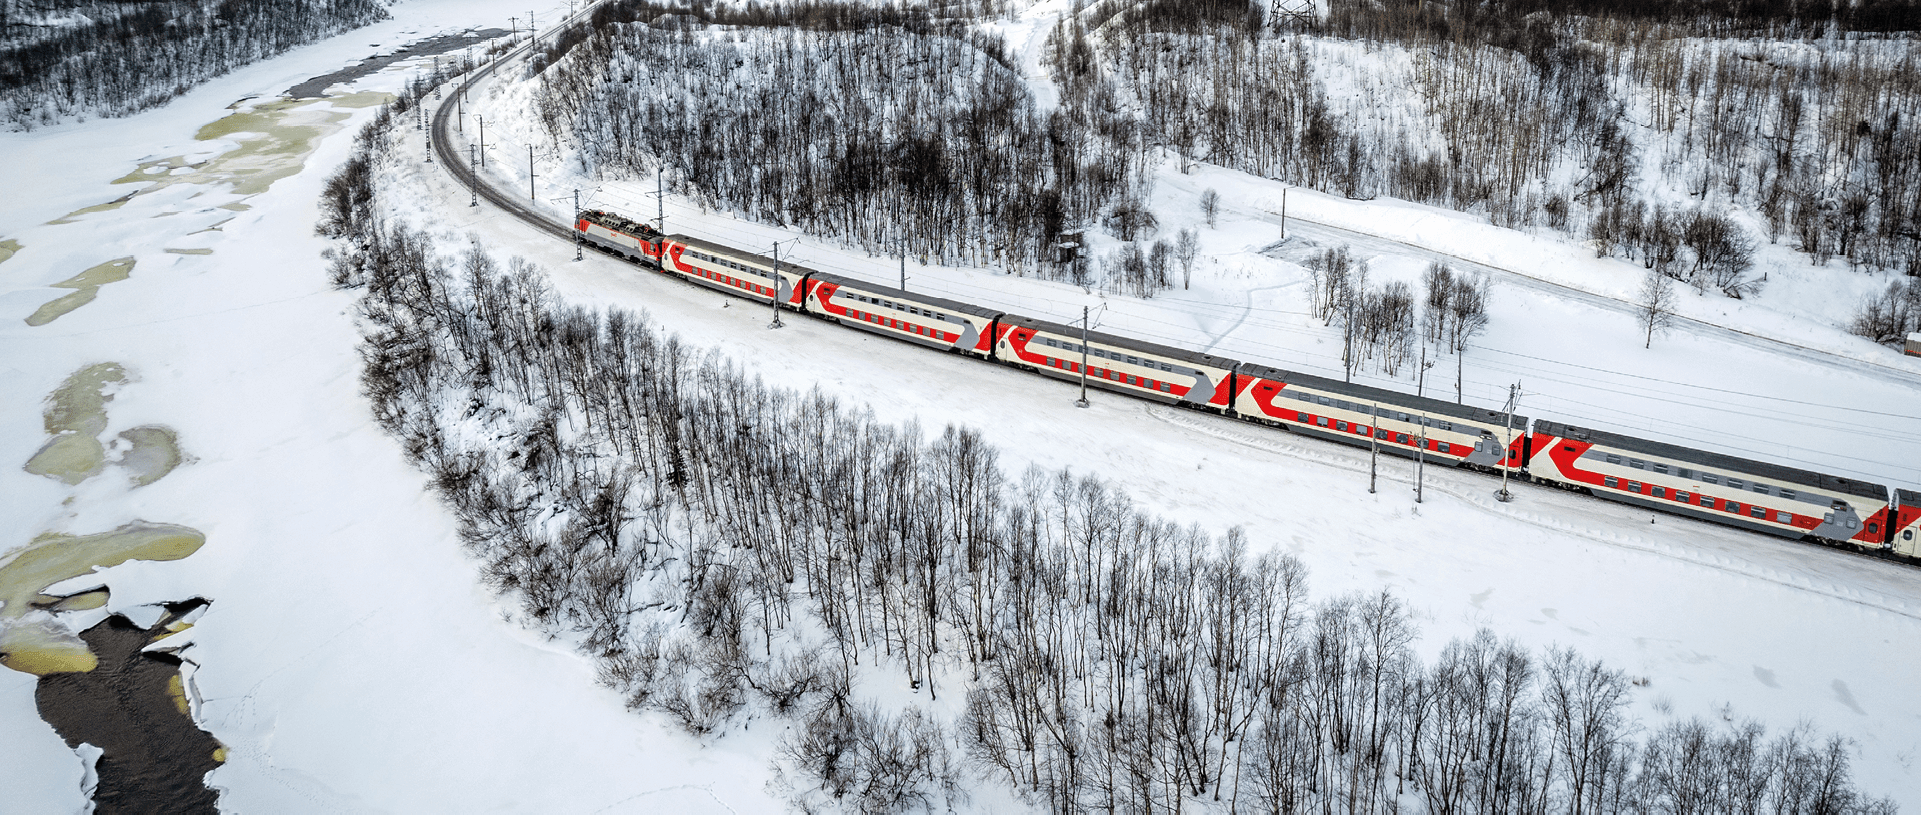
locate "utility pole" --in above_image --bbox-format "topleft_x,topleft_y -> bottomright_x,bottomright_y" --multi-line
530,9 -> 537,39
468,145 -> 478,207
656,168 -> 665,233
769,243 -> 785,329
529,144 -> 536,201
1076,306 -> 1091,408
1415,415 -> 1427,504
1417,346 -> 1429,397
456,93 -> 462,134
1456,340 -> 1466,404
424,114 -> 432,163
478,116 -> 486,168
1280,187 -> 1289,241
1369,402 -> 1379,494
1497,383 -> 1521,503
573,189 -> 582,261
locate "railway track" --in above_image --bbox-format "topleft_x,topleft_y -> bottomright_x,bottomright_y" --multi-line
430,29 -> 578,246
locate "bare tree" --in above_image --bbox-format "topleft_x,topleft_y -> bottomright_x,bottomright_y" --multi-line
1200,188 -> 1221,228
1174,228 -> 1200,289
1638,267 -> 1678,348
1445,272 -> 1490,403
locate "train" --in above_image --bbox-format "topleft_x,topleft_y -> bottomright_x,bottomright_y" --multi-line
574,209 -> 1921,562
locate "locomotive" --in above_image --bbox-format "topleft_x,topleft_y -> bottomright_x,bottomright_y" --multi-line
575,209 -> 1921,561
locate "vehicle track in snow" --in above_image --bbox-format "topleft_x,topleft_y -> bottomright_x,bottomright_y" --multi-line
1254,207 -> 1921,387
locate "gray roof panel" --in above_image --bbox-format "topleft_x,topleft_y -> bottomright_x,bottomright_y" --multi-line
1001,314 -> 1240,371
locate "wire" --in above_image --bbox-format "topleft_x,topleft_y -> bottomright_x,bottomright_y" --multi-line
1470,344 -> 1920,420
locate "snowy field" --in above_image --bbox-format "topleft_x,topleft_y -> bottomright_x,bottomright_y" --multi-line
3,0 -> 1920,812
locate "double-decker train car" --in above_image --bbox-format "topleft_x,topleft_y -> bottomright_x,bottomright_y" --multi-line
1232,363 -> 1528,473
660,233 -> 808,308
994,315 -> 1239,409
803,272 -> 1001,357
1528,420 -> 1890,547
570,209 -> 1919,565
1893,489 -> 1921,557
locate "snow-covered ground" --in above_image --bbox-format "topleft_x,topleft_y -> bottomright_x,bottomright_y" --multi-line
3,1 -> 1919,812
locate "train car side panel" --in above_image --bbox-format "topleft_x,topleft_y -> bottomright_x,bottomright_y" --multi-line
1530,421 -> 1889,546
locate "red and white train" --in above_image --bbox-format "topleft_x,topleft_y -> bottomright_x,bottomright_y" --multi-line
576,209 -> 1921,561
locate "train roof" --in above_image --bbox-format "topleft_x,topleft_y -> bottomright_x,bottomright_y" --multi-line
583,209 -> 658,236
1534,419 -> 1888,501
664,233 -> 820,275
1238,361 -> 1526,429
1001,313 -> 1241,371
807,271 -> 1006,319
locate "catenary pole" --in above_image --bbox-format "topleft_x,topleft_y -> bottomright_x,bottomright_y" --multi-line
1497,383 -> 1521,502
468,145 -> 478,207
1076,306 -> 1090,408
770,243 -> 785,329
573,189 -> 582,261
1369,402 -> 1379,494
1416,415 -> 1427,504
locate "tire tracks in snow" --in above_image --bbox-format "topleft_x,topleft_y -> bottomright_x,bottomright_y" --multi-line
1259,209 -> 1921,386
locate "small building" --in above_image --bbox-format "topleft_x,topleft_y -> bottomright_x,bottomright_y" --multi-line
1909,332 -> 1921,357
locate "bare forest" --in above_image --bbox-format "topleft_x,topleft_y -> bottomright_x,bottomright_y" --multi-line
533,0 -> 1139,285
323,89 -> 1895,813
1091,0 -> 1921,291
0,0 -> 388,128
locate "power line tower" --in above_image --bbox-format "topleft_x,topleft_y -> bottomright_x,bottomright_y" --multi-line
1271,0 -> 1314,31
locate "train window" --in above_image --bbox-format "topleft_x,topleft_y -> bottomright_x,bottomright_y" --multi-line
1441,422 -> 1454,431
1845,518 -> 1857,529
1653,463 -> 1669,474
1337,421 -> 1348,431
1701,473 -> 1718,484
1726,478 -> 1743,489
1317,417 -> 1329,427
1751,506 -> 1767,518
1652,487 -> 1666,498
1675,491 -> 1689,501
1605,476 -> 1619,488
1627,482 -> 1642,492
1677,468 -> 1691,478
1726,502 -> 1741,513
1867,523 -> 1878,534
1752,483 -> 1769,494
1780,489 -> 1796,500
1698,495 -> 1713,507
1161,383 -> 1172,392
1906,530 -> 1914,541
1629,459 -> 1645,469
1298,412 -> 1310,423
1397,433 -> 1409,444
